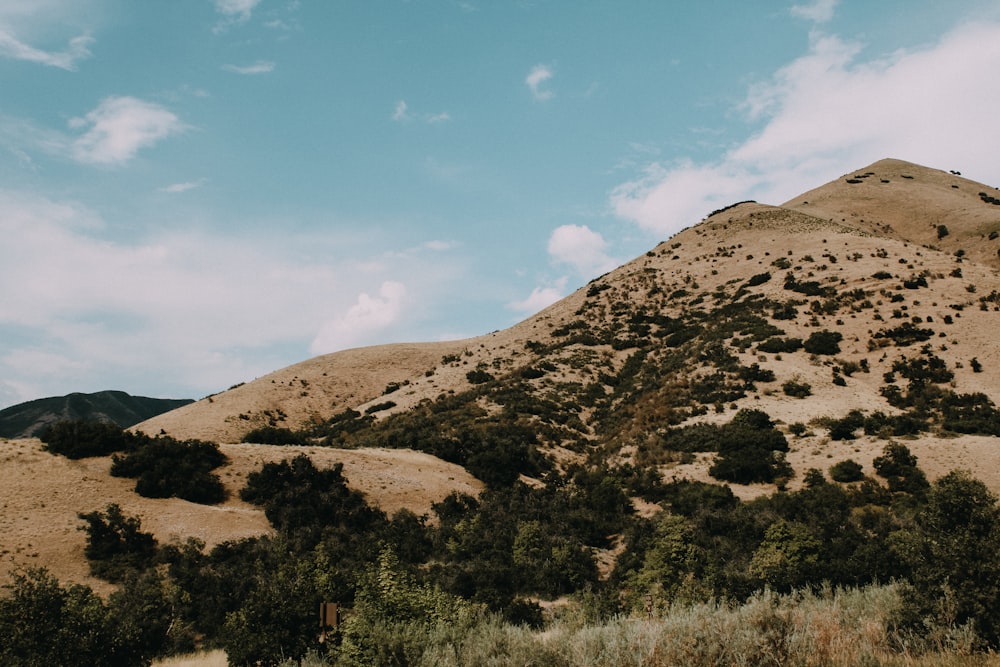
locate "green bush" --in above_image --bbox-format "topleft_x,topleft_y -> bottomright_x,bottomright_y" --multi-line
78,504 -> 158,583
111,437 -> 228,504
0,568 -> 172,666
758,337 -> 803,353
829,459 -> 865,483
466,369 -> 495,384
39,419 -> 136,459
783,380 -> 812,398
241,426 -> 307,445
803,330 -> 843,355
895,471 -> 1000,647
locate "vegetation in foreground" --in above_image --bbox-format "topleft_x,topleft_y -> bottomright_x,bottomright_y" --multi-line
6,419 -> 1000,665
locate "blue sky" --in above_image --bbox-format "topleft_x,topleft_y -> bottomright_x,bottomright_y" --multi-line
2,0 -> 1000,407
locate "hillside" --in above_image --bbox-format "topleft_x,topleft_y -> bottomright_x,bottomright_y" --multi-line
136,157 -> 1000,494
0,390 -> 194,439
6,157 -> 1000,664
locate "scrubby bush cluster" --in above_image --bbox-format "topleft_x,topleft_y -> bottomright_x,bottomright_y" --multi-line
41,420 -> 228,504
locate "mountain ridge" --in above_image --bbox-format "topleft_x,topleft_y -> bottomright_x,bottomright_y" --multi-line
0,390 -> 194,439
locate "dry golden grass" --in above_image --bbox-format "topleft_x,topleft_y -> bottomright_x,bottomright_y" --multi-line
0,437 -> 481,593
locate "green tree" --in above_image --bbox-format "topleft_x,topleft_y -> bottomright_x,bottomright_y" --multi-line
78,503 -> 158,582
748,519 -> 821,592
894,471 -> 1000,646
628,513 -> 710,609
0,567 -> 166,667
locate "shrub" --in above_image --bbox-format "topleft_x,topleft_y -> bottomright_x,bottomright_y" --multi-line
746,271 -> 772,287
242,426 -> 307,445
829,459 -> 864,483
40,419 -> 136,459
873,443 -> 929,495
111,437 -> 228,504
828,410 -> 864,440
782,380 -> 812,398
77,504 -> 158,582
803,330 -> 843,355
758,337 -> 803,354
466,369 -> 495,384
895,471 -> 1000,646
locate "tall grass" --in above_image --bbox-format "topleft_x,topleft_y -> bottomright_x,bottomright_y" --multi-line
369,584 -> 994,667
158,585 -> 1000,666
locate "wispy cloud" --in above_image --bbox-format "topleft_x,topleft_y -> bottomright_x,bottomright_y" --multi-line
0,27 -> 92,70
426,112 -> 451,124
222,60 -> 275,75
159,179 -> 206,194
526,64 -> 555,101
212,0 -> 262,32
392,100 -> 451,124
69,96 -> 186,166
790,0 -> 839,24
392,100 -> 410,122
611,20 -> 1000,237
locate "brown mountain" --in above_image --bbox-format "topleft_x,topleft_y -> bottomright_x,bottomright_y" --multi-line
137,157 -> 1000,491
5,157 -> 1000,591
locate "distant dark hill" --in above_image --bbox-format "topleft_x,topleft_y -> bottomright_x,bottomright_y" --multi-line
0,391 -> 194,439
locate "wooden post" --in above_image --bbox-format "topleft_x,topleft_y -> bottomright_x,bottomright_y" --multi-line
319,602 -> 338,643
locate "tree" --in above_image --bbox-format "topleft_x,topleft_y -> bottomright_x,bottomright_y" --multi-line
894,471 -> 1000,646
873,442 -> 929,495
78,504 -> 158,582
0,567 -> 167,666
748,519 -> 821,592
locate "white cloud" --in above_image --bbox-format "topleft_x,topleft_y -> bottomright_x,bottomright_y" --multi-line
0,28 -> 92,69
393,100 -> 451,124
213,0 -> 261,20
526,64 -> 554,101
69,96 -> 186,165
310,281 -> 408,354
612,21 -> 1000,237
212,0 -> 262,32
392,100 -> 410,122
547,224 -> 617,277
0,190 -> 465,406
159,179 -> 206,194
508,281 -> 566,314
790,0 -> 838,23
222,60 -> 275,74
426,112 -> 451,124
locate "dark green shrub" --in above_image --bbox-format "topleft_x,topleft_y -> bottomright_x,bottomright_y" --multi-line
782,380 -> 812,398
466,369 -> 495,384
40,419 -> 136,459
895,471 -> 1000,646
873,443 -> 928,495
746,271 -> 772,287
0,568 -> 171,666
111,437 -> 228,504
241,426 -> 307,445
365,400 -> 397,414
828,410 -> 864,440
78,504 -> 158,582
758,337 -> 803,353
803,330 -> 843,355
829,459 -> 864,483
